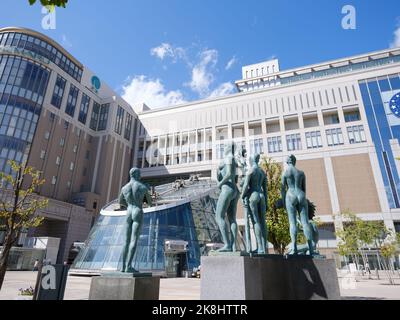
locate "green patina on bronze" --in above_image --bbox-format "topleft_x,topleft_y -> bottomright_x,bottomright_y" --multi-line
215,143 -> 239,252
281,155 -> 317,256
241,153 -> 268,254
119,167 -> 152,273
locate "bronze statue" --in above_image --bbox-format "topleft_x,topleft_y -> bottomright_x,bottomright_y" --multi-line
236,146 -> 254,253
119,167 -> 152,273
215,143 -> 239,252
288,201 -> 320,255
241,154 -> 268,254
281,155 -> 314,256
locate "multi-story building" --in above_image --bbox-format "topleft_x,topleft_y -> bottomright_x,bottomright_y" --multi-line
0,27 -> 137,263
136,47 -> 400,256
1,26 -> 400,263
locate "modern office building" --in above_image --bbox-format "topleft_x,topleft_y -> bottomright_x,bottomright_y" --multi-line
0,27 -> 137,264
135,47 -> 400,257
1,26 -> 400,266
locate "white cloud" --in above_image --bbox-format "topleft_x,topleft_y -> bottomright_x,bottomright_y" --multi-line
391,26 -> 400,48
122,75 -> 186,109
225,56 -> 237,70
209,82 -> 235,98
188,49 -> 218,97
150,43 -> 185,62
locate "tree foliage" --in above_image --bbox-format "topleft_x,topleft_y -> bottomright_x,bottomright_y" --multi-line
335,211 -> 389,256
334,211 -> 399,284
0,161 -> 48,290
260,157 -> 290,254
28,0 -> 68,8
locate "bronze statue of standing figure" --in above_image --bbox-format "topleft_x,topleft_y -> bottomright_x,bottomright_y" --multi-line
119,167 -> 152,273
241,154 -> 268,254
281,155 -> 315,256
215,143 -> 239,252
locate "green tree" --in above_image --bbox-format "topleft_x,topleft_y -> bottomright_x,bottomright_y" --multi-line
335,211 -> 395,281
28,0 -> 68,8
260,157 -> 290,254
0,161 -> 48,291
378,230 -> 399,285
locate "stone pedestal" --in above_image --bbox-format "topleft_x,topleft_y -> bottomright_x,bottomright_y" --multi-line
200,255 -> 340,300
89,274 -> 160,300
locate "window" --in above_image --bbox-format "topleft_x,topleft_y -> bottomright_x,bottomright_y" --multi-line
90,102 -> 100,131
65,84 -> 79,117
249,122 -> 262,136
64,121 -> 69,129
51,176 -> 57,185
303,113 -> 319,128
305,131 -> 323,149
347,125 -> 366,144
56,156 -> 61,165
344,108 -> 361,122
51,75 -> 66,109
86,150 -> 90,160
49,112 -> 55,122
78,93 -> 90,124
40,150 -> 46,159
124,113 -> 133,140
98,104 -> 109,131
232,124 -> 245,138
70,162 -> 74,171
115,106 -> 124,135
250,138 -> 264,154
323,110 -> 340,125
267,136 -> 282,153
67,181 -> 71,188
284,117 -> 299,131
60,138 -> 65,147
44,131 -> 50,140
286,133 -> 302,151
216,144 -> 225,159
73,145 -> 78,153
326,128 -> 344,146
216,126 -> 228,140
266,119 -> 280,133
83,167 -> 87,176
319,223 -> 336,240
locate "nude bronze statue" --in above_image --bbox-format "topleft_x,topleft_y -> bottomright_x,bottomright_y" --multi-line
119,167 -> 152,273
281,155 -> 314,256
241,154 -> 268,254
215,143 -> 239,252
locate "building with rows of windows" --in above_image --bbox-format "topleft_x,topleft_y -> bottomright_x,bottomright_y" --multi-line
135,46 -> 400,257
0,27 -> 137,264
1,26 -> 400,266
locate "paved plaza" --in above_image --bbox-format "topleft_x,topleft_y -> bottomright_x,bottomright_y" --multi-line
0,271 -> 399,300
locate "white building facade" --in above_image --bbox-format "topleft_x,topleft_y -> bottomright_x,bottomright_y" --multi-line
136,47 -> 400,254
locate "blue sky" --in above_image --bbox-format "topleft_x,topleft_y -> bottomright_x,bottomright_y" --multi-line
1,0 -> 400,108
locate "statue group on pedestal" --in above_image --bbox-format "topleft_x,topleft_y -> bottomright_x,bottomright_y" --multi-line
117,143 -> 320,273
216,142 -> 319,256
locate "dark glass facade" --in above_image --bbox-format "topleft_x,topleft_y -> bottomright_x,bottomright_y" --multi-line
90,102 -> 100,131
72,186 -> 222,273
124,113 -> 133,141
78,93 -> 90,125
359,73 -> 400,208
0,31 -> 83,82
50,75 -> 66,109
114,105 -> 124,135
0,55 -> 49,173
65,84 -> 79,117
97,104 -> 109,131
